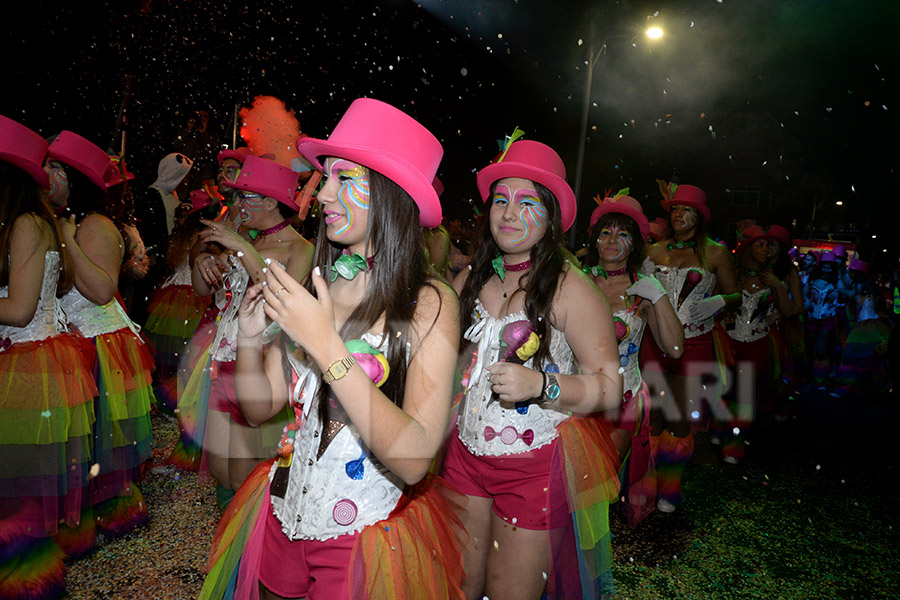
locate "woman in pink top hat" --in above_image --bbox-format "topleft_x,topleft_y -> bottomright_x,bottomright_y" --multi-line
639,183 -> 740,513
443,137 -> 622,599
47,130 -> 157,540
0,116 -> 97,600
174,155 -> 314,505
198,98 -> 464,600
584,191 -> 684,528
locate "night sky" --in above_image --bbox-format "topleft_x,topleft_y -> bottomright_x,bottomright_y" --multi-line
4,0 -> 898,263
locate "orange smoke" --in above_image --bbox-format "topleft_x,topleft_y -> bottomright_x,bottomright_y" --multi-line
239,96 -> 311,172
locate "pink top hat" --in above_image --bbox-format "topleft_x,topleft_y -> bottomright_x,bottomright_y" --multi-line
103,154 -> 136,189
832,244 -> 847,258
588,195 -> 649,241
190,188 -> 213,211
47,131 -> 109,191
648,217 -> 668,242
0,114 -> 49,188
432,175 -> 444,198
230,155 -> 300,211
766,224 -> 792,249
820,251 -> 837,264
848,258 -> 869,273
661,184 -> 711,224
477,140 -> 577,232
737,224 -> 768,254
297,98 -> 444,228
217,147 -> 254,166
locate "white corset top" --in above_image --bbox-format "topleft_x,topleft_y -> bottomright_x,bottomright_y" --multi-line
644,260 -> 717,338
1,251 -> 65,349
613,306 -> 646,400
162,258 -> 192,288
210,255 -> 281,362
271,332 -> 405,541
807,279 -> 837,320
60,286 -> 139,339
457,299 -> 573,456
729,288 -> 772,343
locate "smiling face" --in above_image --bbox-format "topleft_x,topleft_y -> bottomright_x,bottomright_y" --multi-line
318,157 -> 370,250
489,177 -> 549,258
43,160 -> 70,211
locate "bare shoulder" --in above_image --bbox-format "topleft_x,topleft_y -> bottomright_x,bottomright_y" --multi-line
410,277 -> 460,346
451,266 -> 470,296
705,239 -> 731,266
12,213 -> 51,239
646,241 -> 666,263
553,261 -> 609,327
78,213 -> 120,239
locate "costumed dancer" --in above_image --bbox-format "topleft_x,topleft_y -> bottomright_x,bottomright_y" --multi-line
444,137 -> 623,600
835,259 -> 892,398
762,224 -> 805,412
585,191 -> 684,528
718,226 -> 794,463
141,191 -> 215,414
639,183 -> 740,513
48,131 -> 155,539
0,116 -> 97,600
166,147 -> 254,471
182,155 -> 314,507
199,98 -> 465,599
803,251 -> 843,388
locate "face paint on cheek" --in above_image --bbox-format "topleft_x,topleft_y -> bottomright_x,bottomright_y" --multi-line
512,203 -> 548,245
610,234 -> 633,260
240,195 -> 266,224
47,167 -> 67,200
333,168 -> 370,238
681,209 -> 698,229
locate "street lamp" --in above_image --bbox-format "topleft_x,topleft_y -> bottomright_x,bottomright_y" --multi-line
570,23 -> 663,244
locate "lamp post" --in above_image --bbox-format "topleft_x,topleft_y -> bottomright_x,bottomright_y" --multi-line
570,24 -> 663,245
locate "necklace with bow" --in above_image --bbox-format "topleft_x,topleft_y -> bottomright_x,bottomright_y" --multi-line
330,253 -> 374,282
667,239 -> 697,251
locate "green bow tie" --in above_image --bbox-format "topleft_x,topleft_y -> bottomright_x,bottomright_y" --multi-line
492,254 -> 507,282
582,265 -> 608,279
667,240 -> 697,251
331,253 -> 371,282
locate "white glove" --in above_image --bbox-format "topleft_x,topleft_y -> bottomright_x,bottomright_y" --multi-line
627,275 -> 668,305
689,295 -> 725,322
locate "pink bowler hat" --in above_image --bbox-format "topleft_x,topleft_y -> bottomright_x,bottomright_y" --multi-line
661,184 -> 711,223
848,258 -> 868,273
230,155 -> 300,211
297,98 -> 443,228
766,224 -> 792,249
217,147 -> 254,166
477,140 -> 577,232
588,194 -> 649,241
648,217 -> 668,242
0,115 -> 49,188
820,251 -> 837,263
48,131 -> 109,191
103,154 -> 135,189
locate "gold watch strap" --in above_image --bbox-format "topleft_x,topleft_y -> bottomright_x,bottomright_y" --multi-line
322,355 -> 357,384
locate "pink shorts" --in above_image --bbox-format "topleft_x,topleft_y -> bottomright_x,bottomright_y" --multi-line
639,329 -> 715,377
441,430 -> 568,530
258,506 -> 358,598
207,359 -> 250,426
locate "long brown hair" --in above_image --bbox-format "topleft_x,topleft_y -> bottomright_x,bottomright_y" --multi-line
307,168 -> 440,421
459,180 -> 570,367
0,162 -> 74,295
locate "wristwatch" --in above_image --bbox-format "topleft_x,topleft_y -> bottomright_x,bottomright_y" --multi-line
322,355 -> 357,384
541,371 -> 561,404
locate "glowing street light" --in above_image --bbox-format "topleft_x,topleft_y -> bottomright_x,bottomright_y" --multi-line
646,27 -> 664,39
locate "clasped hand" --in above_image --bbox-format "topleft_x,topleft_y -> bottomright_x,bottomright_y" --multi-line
486,362 -> 543,404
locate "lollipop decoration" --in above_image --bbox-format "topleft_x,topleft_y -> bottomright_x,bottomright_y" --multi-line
499,319 -> 540,364
498,319 -> 540,414
678,268 -> 704,309
346,339 -> 390,387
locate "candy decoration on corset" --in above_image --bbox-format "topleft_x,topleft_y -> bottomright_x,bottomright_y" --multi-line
345,439 -> 366,480
613,317 -> 629,343
346,339 -> 390,388
678,268 -> 704,309
484,425 -> 535,446
498,319 -> 540,414
332,499 -> 358,526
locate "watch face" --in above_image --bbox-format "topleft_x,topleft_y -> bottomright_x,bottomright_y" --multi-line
547,384 -> 560,400
332,362 -> 348,378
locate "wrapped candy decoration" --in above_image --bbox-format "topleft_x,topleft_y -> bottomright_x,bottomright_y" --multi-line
499,319 -> 540,364
678,267 -> 704,308
346,339 -> 390,387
